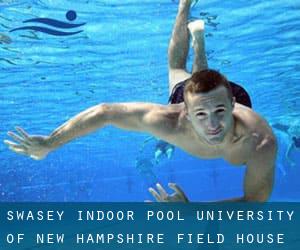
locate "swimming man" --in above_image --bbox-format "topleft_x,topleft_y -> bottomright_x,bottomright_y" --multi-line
4,0 -> 277,202
273,120 -> 300,168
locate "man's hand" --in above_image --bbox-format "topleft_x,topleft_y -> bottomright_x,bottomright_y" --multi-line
4,127 -> 51,160
148,183 -> 189,202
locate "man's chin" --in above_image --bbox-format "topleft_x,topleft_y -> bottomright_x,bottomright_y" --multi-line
205,134 -> 224,145
206,139 -> 223,145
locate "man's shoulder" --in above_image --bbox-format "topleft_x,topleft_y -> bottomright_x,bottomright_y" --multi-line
142,103 -> 188,144
146,103 -> 185,130
229,104 -> 276,166
234,104 -> 270,130
233,103 -> 275,145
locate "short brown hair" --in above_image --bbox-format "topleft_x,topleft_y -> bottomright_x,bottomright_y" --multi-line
183,69 -> 233,103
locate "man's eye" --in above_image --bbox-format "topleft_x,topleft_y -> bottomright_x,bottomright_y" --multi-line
216,109 -> 225,114
196,112 -> 206,116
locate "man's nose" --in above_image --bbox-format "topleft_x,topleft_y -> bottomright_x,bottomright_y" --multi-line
208,116 -> 219,129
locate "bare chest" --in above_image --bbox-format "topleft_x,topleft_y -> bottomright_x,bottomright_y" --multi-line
174,134 -> 253,165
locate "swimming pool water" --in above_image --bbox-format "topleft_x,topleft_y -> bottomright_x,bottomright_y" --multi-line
0,0 -> 299,201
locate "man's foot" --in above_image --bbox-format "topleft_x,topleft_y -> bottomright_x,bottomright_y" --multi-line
179,0 -> 192,8
154,149 -> 163,164
187,20 -> 205,47
178,0 -> 199,8
166,147 -> 174,159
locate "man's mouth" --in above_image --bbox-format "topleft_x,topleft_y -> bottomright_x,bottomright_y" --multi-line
207,127 -> 222,135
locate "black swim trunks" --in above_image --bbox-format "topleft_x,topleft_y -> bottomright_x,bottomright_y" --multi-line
168,79 -> 252,108
155,140 -> 174,152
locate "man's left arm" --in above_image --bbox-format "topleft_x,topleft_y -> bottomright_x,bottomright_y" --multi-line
148,135 -> 277,203
212,134 -> 277,202
241,135 -> 277,202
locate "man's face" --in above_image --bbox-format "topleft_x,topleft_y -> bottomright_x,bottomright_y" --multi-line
185,86 -> 234,145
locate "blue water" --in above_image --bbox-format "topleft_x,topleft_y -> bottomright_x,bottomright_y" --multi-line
0,0 -> 299,201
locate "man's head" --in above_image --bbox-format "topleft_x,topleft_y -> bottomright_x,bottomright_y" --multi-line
292,136 -> 300,149
183,69 -> 235,145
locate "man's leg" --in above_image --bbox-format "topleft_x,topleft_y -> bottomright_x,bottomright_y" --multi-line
168,0 -> 192,95
188,20 -> 208,73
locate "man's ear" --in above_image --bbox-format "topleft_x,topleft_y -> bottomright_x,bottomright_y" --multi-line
186,113 -> 191,121
231,97 -> 236,108
184,105 -> 190,120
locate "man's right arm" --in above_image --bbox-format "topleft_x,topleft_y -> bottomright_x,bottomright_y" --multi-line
48,102 -> 175,147
5,103 -> 178,159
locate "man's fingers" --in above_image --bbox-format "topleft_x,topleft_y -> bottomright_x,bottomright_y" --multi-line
4,140 -> 23,148
12,148 -> 26,155
8,146 -> 27,155
4,140 -> 27,150
4,140 -> 27,153
7,131 -> 28,145
15,127 -> 30,140
4,139 -> 16,147
168,183 -> 186,198
148,187 -> 161,202
9,144 -> 26,151
156,183 -> 168,198
30,155 -> 41,160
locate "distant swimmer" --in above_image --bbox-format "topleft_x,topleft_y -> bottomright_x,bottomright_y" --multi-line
138,136 -> 174,164
273,128 -> 290,177
273,120 -> 300,168
135,137 -> 160,186
135,158 -> 158,187
4,0 -> 277,202
0,33 -> 12,44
